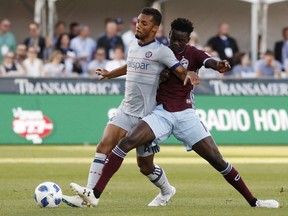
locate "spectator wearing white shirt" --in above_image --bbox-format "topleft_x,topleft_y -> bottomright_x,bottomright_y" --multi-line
23,46 -> 43,77
70,25 -> 96,75
0,51 -> 24,76
121,17 -> 137,57
88,47 -> 108,77
43,50 -> 65,77
105,45 -> 126,79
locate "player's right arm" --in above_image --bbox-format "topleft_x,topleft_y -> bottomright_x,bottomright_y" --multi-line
173,66 -> 200,86
96,64 -> 127,80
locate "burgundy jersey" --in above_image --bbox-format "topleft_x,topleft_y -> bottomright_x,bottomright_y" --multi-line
156,45 -> 211,112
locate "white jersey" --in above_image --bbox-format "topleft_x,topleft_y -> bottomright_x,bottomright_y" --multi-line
119,39 -> 180,118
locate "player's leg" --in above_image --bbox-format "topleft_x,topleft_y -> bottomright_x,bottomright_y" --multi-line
93,106 -> 174,202
87,124 -> 127,189
64,110 -> 130,207
192,137 -> 279,208
137,149 -> 175,206
93,120 -> 156,200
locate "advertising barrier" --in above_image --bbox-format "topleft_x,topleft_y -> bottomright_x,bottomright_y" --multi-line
0,94 -> 287,145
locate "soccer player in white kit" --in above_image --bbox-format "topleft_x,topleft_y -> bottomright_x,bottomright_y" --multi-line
69,18 -> 279,209
62,7 -> 199,207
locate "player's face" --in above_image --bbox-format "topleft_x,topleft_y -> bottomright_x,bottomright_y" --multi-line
169,30 -> 190,53
135,14 -> 158,41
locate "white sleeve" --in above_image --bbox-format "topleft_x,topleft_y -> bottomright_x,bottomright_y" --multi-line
159,45 -> 181,70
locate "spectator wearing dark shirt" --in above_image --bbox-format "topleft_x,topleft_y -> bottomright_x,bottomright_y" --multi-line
23,22 -> 46,59
274,27 -> 288,71
96,18 -> 124,60
207,22 -> 239,72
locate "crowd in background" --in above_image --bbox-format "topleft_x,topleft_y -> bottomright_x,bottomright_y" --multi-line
0,17 -> 287,79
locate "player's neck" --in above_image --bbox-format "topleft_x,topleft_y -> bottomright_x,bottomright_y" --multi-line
138,38 -> 156,46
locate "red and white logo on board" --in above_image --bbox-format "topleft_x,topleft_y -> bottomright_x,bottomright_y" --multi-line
12,107 -> 53,144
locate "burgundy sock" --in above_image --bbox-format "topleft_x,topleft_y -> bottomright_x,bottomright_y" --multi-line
93,150 -> 125,198
223,166 -> 257,206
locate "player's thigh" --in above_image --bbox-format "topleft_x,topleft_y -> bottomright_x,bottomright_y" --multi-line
97,109 -> 136,154
137,106 -> 173,157
173,108 -> 211,151
141,105 -> 174,144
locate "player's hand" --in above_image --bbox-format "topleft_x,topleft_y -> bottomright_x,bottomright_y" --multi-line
217,60 -> 231,73
159,68 -> 170,84
95,68 -> 110,80
184,71 -> 200,86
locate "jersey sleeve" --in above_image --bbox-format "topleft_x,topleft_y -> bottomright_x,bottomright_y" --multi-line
159,45 -> 181,70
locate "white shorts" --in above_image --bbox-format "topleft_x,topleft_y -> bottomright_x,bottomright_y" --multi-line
108,108 -> 160,157
142,104 -> 211,151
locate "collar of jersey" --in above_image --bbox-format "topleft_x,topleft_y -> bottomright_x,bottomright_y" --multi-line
138,39 -> 156,47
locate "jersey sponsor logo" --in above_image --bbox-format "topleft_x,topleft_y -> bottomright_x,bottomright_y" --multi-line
180,56 -> 189,69
145,51 -> 153,58
12,107 -> 53,144
127,59 -> 150,70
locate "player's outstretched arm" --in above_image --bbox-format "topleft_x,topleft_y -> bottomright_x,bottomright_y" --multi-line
205,59 -> 231,73
173,65 -> 200,86
96,65 -> 127,80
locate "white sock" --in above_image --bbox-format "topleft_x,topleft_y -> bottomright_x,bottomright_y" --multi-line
86,152 -> 107,189
146,164 -> 171,196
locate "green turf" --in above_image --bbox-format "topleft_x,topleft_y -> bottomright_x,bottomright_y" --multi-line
0,146 -> 287,216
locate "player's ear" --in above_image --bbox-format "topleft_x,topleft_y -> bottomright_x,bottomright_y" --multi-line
152,25 -> 159,34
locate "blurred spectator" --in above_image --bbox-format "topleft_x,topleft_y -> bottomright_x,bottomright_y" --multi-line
23,22 -> 46,59
43,50 -> 65,77
0,18 -> 16,63
88,47 -> 108,76
198,45 -> 222,78
156,24 -> 169,46
0,51 -> 24,76
255,50 -> 281,78
207,22 -> 239,71
43,37 -> 54,61
56,33 -> 81,76
188,31 -> 203,50
23,46 -> 44,77
97,18 -> 124,60
122,17 -> 137,57
15,44 -> 27,67
232,52 -> 255,78
105,45 -> 125,71
274,27 -> 288,71
69,22 -> 80,40
70,25 -> 96,75
53,21 -> 66,47
115,17 -> 124,36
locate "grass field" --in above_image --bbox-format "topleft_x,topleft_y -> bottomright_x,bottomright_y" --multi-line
0,145 -> 287,216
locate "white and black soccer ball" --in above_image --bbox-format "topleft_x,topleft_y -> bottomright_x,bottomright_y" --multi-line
34,182 -> 62,208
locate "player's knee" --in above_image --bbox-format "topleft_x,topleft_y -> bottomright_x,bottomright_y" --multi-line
138,161 -> 154,175
209,155 -> 227,172
96,139 -> 115,155
118,136 -> 137,152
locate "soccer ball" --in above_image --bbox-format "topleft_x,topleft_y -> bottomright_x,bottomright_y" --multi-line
34,182 -> 62,208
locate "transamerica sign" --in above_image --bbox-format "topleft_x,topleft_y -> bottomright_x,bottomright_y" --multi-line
0,77 -> 287,96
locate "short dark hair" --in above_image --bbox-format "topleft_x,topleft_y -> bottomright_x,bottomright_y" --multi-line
264,50 -> 274,56
171,18 -> 194,35
141,7 -> 162,26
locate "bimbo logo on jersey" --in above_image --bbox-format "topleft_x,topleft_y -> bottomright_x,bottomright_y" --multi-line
12,107 -> 53,144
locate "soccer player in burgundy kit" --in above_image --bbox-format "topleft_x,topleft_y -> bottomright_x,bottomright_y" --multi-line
71,18 -> 279,208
